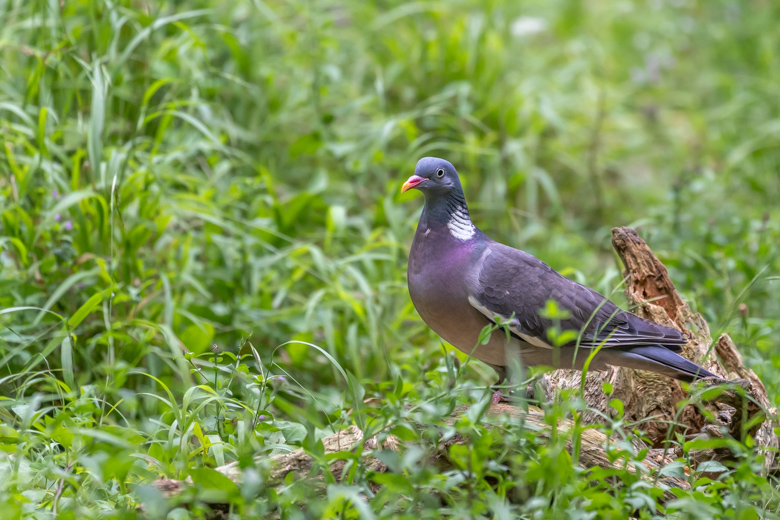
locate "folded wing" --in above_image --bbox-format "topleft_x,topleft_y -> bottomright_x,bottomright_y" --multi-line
469,243 -> 686,351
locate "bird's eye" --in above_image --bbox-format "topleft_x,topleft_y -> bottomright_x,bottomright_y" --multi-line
436,168 -> 444,178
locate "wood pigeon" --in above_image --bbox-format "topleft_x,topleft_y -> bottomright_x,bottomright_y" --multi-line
403,157 -> 717,390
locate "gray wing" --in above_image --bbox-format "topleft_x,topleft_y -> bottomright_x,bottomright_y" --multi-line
469,243 -> 685,350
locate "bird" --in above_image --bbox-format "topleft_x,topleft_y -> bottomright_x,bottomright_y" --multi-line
402,157 -> 717,397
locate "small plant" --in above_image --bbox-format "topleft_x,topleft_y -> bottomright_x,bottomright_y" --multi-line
2,0 -> 780,518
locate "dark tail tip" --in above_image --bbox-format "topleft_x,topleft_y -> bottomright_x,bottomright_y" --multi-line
624,345 -> 720,383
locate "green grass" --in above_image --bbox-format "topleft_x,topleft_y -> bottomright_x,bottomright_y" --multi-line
2,0 -> 780,518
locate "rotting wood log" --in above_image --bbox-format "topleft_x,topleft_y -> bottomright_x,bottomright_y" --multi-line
151,226 -> 777,502
153,403 -> 689,503
542,227 -> 777,467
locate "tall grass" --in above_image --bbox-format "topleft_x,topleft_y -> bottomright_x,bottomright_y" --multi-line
2,0 -> 780,517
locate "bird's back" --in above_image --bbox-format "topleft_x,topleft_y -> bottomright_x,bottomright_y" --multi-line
475,239 -> 687,350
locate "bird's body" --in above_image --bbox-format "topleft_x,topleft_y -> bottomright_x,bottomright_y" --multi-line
408,217 -> 508,366
403,157 -> 717,384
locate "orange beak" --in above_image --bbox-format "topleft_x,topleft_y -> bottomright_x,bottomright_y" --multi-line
401,174 -> 426,193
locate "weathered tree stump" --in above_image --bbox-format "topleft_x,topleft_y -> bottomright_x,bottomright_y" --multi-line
542,227 -> 777,466
151,227 -> 777,503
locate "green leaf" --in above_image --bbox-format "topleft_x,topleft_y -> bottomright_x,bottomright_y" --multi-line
141,78 -> 173,108
188,468 -> 239,494
37,106 -> 49,157
179,323 -> 215,354
326,205 -> 346,236
33,267 -> 100,325
51,424 -> 74,449
466,391 -> 492,425
0,426 -> 21,444
370,472 -> 414,494
276,421 -> 307,444
658,460 -> 686,478
608,398 -> 624,418
61,335 -> 75,392
88,60 -> 105,182
478,322 -> 494,345
116,9 -> 212,68
206,434 -> 225,467
388,424 -> 418,442
696,460 -> 728,473
346,370 -> 366,431
68,291 -> 104,328
289,132 -> 321,158
0,237 -> 28,264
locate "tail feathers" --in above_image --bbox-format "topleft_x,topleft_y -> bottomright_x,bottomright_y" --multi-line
614,345 -> 718,383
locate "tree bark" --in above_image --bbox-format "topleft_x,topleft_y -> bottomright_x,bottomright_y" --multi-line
542,227 -> 777,467
151,227 -> 777,502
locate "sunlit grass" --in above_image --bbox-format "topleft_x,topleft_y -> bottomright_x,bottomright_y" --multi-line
2,0 -> 780,517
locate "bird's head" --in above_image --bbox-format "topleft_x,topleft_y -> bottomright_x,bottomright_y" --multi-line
401,157 -> 464,200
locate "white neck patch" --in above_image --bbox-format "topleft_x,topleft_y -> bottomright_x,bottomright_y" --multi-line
447,205 -> 475,241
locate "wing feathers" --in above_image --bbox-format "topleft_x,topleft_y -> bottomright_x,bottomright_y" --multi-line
471,244 -> 686,350
467,295 -> 554,349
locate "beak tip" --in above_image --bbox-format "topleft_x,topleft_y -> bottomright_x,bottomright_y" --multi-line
401,175 -> 425,194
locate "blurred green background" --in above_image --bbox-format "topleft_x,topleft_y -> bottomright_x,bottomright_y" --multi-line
2,0 -> 780,518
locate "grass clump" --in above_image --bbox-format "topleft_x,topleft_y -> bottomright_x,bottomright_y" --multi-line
1,0 -> 780,518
